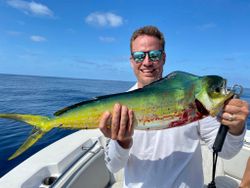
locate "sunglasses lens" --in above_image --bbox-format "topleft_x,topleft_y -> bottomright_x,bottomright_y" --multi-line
132,50 -> 163,63
132,52 -> 146,63
149,50 -> 162,61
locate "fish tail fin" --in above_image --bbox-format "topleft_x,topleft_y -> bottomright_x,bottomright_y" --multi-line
0,114 -> 53,160
8,127 -> 48,160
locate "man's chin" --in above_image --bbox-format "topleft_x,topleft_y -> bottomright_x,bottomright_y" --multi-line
141,76 -> 159,85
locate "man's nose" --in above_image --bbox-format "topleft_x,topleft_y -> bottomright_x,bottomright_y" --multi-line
142,54 -> 153,66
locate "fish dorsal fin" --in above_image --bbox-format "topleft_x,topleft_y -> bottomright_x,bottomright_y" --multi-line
54,98 -> 98,116
95,87 -> 145,99
139,71 -> 199,91
53,90 -> 142,116
164,71 -> 199,80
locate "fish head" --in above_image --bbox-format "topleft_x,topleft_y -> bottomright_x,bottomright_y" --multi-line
195,75 -> 234,117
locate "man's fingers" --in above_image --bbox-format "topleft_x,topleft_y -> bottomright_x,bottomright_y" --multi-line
111,103 -> 121,140
127,110 -> 134,137
225,98 -> 246,107
100,103 -> 135,143
118,105 -> 129,140
220,99 -> 249,135
224,99 -> 249,115
99,111 -> 111,138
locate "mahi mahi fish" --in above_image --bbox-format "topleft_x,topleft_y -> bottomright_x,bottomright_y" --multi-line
0,71 -> 234,160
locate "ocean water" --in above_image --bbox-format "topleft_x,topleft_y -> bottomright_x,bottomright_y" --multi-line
0,74 -> 249,177
0,74 -> 133,177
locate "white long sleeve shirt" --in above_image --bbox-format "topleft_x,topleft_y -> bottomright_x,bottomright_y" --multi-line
104,83 -> 245,188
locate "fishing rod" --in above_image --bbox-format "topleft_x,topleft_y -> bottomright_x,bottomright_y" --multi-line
208,84 -> 243,188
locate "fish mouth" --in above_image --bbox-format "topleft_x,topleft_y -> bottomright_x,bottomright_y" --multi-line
195,99 -> 209,116
195,86 -> 235,116
195,79 -> 235,116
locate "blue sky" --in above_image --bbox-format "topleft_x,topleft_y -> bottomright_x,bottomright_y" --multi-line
0,0 -> 249,87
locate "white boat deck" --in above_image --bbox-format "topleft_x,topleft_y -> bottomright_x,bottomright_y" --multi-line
0,129 -> 249,188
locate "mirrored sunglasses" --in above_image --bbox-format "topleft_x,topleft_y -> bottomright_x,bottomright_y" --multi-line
131,50 -> 163,63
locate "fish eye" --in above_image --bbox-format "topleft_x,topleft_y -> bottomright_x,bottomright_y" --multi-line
215,87 -> 221,93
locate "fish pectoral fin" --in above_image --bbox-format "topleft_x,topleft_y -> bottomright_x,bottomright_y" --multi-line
8,127 -> 48,160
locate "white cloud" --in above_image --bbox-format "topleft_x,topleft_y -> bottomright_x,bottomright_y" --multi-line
67,28 -> 76,34
6,30 -> 22,36
196,22 -> 216,31
99,36 -> 116,43
30,35 -> 47,42
7,0 -> 53,17
85,12 -> 123,27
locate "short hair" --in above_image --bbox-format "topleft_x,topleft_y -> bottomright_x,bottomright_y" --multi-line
130,25 -> 165,52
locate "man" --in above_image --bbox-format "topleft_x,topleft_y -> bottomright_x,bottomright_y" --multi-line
99,25 -> 249,187
240,157 -> 250,188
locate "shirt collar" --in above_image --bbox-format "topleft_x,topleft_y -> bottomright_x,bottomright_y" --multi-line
128,83 -> 138,91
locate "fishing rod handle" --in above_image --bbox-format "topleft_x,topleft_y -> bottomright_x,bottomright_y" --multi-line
212,124 -> 229,152
212,92 -> 241,153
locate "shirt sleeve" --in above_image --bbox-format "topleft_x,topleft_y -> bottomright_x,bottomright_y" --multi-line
104,139 -> 130,173
198,116 -> 246,159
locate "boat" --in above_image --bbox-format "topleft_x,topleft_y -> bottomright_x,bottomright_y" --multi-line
0,129 -> 249,188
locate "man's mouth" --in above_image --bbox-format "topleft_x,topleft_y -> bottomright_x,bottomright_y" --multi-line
140,69 -> 155,75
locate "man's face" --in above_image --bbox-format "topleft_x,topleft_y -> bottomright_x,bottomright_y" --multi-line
130,35 -> 165,88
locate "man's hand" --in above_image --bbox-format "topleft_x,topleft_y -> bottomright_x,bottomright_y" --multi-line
99,103 -> 134,149
221,99 -> 249,135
